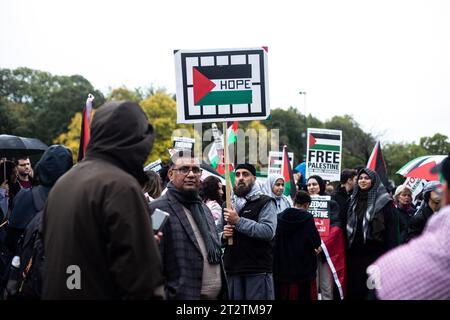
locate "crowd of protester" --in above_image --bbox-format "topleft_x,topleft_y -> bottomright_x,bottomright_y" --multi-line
1,100 -> 449,300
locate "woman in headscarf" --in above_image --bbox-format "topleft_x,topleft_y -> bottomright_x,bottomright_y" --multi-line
346,168 -> 398,300
306,175 -> 345,300
265,174 -> 291,214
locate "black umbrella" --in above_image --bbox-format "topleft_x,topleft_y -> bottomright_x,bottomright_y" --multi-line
0,134 -> 48,158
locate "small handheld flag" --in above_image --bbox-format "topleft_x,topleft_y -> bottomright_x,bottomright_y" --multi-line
281,145 -> 296,199
77,93 -> 94,162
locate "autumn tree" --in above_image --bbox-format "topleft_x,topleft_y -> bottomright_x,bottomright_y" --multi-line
140,91 -> 193,164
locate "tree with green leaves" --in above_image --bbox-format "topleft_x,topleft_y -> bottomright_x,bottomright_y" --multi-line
419,133 -> 450,155
140,91 -> 193,164
324,115 -> 376,170
0,67 -> 105,144
106,86 -> 142,103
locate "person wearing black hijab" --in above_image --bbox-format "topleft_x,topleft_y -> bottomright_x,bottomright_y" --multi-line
346,168 -> 398,300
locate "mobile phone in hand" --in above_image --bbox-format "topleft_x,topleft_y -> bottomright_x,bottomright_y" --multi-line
151,208 -> 170,234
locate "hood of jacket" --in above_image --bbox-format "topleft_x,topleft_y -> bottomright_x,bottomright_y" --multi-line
278,207 -> 313,231
85,101 -> 154,185
35,145 -> 73,187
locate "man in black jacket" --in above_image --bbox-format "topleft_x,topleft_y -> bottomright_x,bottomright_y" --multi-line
42,101 -> 163,299
218,163 -> 277,300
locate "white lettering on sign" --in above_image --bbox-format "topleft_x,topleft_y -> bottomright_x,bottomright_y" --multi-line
310,210 -> 329,218
309,201 -> 328,209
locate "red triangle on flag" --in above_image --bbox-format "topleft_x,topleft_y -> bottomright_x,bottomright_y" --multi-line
309,134 -> 316,148
193,68 -> 216,105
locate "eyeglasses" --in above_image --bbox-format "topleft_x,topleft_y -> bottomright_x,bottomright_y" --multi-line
172,166 -> 202,175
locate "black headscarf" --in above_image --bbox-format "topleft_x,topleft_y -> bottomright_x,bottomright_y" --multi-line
307,175 -> 326,195
347,168 -> 391,246
85,101 -> 154,185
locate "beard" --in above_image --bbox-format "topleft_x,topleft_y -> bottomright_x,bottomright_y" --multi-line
233,181 -> 253,197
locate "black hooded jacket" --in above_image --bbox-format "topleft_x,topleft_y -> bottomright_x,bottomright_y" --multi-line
274,208 -> 322,282
42,101 -> 163,299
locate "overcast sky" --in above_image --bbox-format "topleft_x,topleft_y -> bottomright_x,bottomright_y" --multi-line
1,0 -> 449,144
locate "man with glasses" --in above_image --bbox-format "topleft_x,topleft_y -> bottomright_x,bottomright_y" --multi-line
149,150 -> 227,300
218,163 -> 277,300
15,157 -> 34,189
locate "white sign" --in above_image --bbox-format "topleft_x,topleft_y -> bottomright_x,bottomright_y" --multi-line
403,177 -> 426,206
172,137 -> 195,153
174,47 -> 270,123
144,159 -> 163,173
306,128 -> 342,181
268,151 -> 294,176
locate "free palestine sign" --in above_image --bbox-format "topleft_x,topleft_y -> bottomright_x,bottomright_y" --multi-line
306,128 -> 342,181
174,47 -> 270,123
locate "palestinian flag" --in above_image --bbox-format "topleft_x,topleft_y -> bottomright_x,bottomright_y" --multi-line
367,141 -> 389,187
227,121 -> 238,144
208,122 -> 238,175
321,227 -> 346,300
77,94 -> 94,162
193,65 -> 252,106
281,145 -> 296,199
309,132 -> 341,152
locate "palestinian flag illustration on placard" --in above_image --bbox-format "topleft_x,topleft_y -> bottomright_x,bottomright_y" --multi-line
309,132 -> 341,152
193,65 -> 253,106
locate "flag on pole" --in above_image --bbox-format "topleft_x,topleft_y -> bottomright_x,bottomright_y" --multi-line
367,141 -> 389,187
208,122 -> 238,175
227,121 -> 238,144
281,145 -> 296,199
77,94 -> 94,162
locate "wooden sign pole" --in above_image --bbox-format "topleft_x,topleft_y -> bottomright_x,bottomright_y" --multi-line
223,122 -> 233,245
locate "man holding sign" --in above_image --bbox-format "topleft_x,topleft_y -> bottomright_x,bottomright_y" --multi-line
218,163 -> 277,300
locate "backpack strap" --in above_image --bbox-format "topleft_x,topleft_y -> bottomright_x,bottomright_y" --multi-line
31,188 -> 45,213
